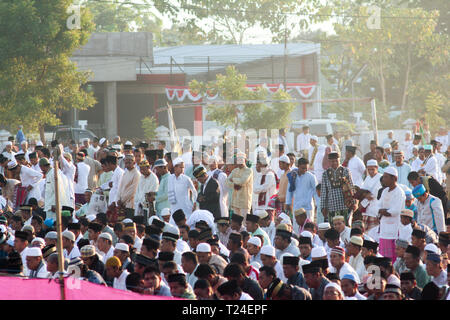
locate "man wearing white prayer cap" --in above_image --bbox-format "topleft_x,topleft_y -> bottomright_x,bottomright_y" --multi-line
2,141 -> 16,161
308,135 -> 326,183
26,247 -> 49,279
259,245 -> 287,283
378,166 -> 405,262
247,236 -> 263,266
323,282 -> 344,300
113,242 -> 134,272
98,232 -> 114,263
62,230 -> 81,261
168,157 -> 197,220
160,207 -> 171,223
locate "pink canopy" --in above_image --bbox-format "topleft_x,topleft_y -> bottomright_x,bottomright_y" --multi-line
0,276 -> 182,300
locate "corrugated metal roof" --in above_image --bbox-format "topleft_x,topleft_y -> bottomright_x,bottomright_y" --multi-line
143,42 -> 320,75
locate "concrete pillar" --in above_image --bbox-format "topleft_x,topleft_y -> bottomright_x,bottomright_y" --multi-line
104,81 -> 118,139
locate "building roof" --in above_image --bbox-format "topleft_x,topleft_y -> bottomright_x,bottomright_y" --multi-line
143,43 -> 320,75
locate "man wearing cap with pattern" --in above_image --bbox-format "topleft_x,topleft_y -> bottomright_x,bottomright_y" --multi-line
167,157 -> 197,220
226,152 -> 253,221
378,167 -> 405,262
321,151 -> 356,225
329,246 -> 360,284
399,207 -> 439,245
412,184 -> 445,235
134,159 -> 159,217
105,256 -> 129,290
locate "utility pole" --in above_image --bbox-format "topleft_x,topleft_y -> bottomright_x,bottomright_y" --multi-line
283,14 -> 288,90
52,143 -> 66,300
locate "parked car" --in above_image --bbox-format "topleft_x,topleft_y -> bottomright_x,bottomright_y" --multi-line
52,126 -> 97,145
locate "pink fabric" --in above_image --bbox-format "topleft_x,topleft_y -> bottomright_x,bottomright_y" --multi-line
0,276 -> 183,300
379,238 -> 397,263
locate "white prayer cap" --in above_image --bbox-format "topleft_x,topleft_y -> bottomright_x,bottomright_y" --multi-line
99,232 -> 113,242
7,160 -> 18,170
21,140 -> 27,145
45,231 -> 58,240
26,247 -> 42,257
36,141 -> 43,147
247,236 -> 262,248
279,155 -> 290,164
424,243 -> 441,255
86,215 -> 96,222
5,141 -> 12,146
6,236 -> 15,247
62,230 -> 76,242
383,143 -> 391,149
383,166 -> 398,178
260,245 -> 276,257
388,130 -> 394,134
278,212 -> 291,225
31,237 -> 45,247
99,138 -> 106,145
115,243 -> 129,252
122,218 -> 133,224
310,135 -> 318,142
162,223 -> 179,236
196,243 -> 211,253
300,231 -> 313,240
161,208 -> 171,217
16,150 -> 24,155
172,157 -> 184,166
148,216 -> 162,226
254,209 -> 268,220
387,276 -> 401,287
311,246 -> 327,258
324,282 -> 344,296
318,222 -> 331,230
82,138 -> 90,143
366,159 -> 378,167
124,141 -> 133,146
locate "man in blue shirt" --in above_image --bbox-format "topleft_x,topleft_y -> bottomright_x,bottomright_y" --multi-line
286,157 -> 318,226
16,125 -> 26,149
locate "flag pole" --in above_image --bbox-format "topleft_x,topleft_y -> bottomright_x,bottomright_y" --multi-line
52,143 -> 66,300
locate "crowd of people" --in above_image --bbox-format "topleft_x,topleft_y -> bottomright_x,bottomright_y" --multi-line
0,123 -> 449,301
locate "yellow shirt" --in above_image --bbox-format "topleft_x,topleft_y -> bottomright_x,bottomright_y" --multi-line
226,166 -> 253,210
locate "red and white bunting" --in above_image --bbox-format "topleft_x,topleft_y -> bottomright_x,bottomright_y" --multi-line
165,83 -> 317,102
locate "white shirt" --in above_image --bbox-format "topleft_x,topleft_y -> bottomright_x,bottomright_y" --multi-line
20,165 -> 43,201
134,171 -> 159,215
423,155 -> 439,181
103,166 -> 124,205
113,270 -> 130,291
278,135 -> 289,153
362,173 -> 382,196
329,262 -> 361,284
252,169 -> 277,210
411,157 -> 424,172
101,246 -> 115,264
64,245 -> 81,260
168,174 -> 197,219
59,156 -> 76,204
44,168 -> 72,212
87,145 -> 100,159
349,253 -> 367,281
378,185 -> 405,239
308,144 -> 326,183
347,156 -> 366,187
240,292 -> 254,300
207,168 -> 229,218
27,261 -> 50,279
74,162 -> 91,194
296,133 -> 311,152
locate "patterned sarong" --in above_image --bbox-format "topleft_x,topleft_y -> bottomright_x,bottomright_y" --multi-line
379,238 -> 397,263
13,186 -> 28,211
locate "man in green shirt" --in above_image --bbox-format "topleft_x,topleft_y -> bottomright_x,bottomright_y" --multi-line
404,245 -> 431,289
245,212 -> 271,246
153,159 -> 170,217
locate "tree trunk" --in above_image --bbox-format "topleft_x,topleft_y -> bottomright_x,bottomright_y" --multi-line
401,46 -> 411,110
39,125 -> 46,144
379,54 -> 387,107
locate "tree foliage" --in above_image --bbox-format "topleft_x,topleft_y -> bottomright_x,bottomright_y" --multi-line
190,66 -> 295,131
141,115 -> 158,140
0,0 -> 96,141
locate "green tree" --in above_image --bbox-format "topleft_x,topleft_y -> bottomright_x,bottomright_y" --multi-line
141,115 -> 158,140
424,91 -> 445,134
190,66 -> 295,131
0,0 -> 96,142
